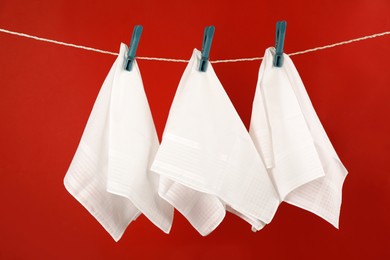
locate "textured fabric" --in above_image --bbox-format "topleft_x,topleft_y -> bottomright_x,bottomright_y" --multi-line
249,48 -> 348,227
64,43 -> 173,241
152,49 -> 280,235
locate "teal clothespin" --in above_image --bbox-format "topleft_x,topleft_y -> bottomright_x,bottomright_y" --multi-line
199,26 -> 215,72
125,25 -> 143,71
273,21 -> 287,67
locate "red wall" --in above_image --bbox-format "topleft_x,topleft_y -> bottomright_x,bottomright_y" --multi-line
1,0 -> 389,259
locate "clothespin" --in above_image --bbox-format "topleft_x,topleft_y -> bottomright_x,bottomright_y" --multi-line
199,26 -> 215,72
124,25 -> 143,71
273,21 -> 287,67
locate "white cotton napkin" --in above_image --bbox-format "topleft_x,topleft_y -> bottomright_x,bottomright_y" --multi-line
249,47 -> 348,227
151,49 -> 280,235
64,43 -> 173,241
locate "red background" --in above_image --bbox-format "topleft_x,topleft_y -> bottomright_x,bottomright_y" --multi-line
0,0 -> 389,259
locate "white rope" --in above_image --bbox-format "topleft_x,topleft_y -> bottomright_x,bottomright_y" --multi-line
288,31 -> 390,56
0,28 -> 118,56
1,28 -> 389,63
211,57 -> 263,63
137,56 -> 189,62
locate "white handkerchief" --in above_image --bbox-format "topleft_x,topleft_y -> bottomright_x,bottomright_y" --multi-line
249,48 -> 348,227
152,49 -> 280,235
64,43 -> 173,241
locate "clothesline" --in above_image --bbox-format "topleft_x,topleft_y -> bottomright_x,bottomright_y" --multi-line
0,28 -> 389,63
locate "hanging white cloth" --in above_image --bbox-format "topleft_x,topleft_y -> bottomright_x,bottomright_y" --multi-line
64,43 -> 173,241
152,49 -> 280,235
249,48 -> 348,227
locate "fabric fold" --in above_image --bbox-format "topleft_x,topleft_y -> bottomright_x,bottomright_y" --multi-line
249,47 -> 348,227
64,43 -> 173,241
152,49 -> 280,235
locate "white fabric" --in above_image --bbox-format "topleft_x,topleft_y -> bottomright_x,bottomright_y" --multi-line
152,49 -> 280,235
249,47 -> 348,227
64,43 -> 173,241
